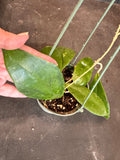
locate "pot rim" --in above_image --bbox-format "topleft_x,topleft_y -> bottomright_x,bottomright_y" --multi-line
37,99 -> 81,117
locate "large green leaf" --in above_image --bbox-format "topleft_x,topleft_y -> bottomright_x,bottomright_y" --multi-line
68,83 -> 107,117
40,46 -> 75,71
3,49 -> 65,100
73,57 -> 94,86
90,73 -> 110,119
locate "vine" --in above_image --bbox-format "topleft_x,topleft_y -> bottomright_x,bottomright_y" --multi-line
66,25 -> 120,89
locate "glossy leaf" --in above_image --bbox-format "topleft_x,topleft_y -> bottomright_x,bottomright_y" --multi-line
41,46 -> 75,71
90,73 -> 110,119
3,49 -> 65,100
68,83 -> 107,117
73,57 -> 94,86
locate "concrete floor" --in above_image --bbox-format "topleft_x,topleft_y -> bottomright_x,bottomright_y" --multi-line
0,0 -> 120,160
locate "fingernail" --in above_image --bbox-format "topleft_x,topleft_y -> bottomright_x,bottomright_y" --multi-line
19,32 -> 29,36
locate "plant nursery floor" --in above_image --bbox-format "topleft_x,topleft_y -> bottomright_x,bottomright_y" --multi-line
0,0 -> 120,160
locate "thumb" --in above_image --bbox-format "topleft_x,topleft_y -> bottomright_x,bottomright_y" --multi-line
0,28 -> 29,50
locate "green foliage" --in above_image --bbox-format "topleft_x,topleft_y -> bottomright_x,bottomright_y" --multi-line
3,45 -> 110,118
90,73 -> 110,119
73,57 -> 94,86
3,49 -> 65,100
68,83 -> 107,117
41,46 -> 75,71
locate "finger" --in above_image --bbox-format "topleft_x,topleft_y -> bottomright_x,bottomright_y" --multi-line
0,76 -> 6,87
0,66 -> 13,82
0,28 -> 29,50
3,33 -> 29,50
0,83 -> 27,98
0,49 -> 4,64
20,45 -> 58,65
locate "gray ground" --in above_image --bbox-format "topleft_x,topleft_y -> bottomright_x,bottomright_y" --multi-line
0,0 -> 120,160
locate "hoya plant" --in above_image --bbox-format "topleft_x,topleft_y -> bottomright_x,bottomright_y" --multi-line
3,46 -> 109,119
2,25 -> 120,119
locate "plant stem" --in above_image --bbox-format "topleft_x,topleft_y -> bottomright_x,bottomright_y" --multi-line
65,25 -> 120,89
49,0 -> 84,56
72,0 -> 116,65
97,25 -> 120,62
97,63 -> 103,73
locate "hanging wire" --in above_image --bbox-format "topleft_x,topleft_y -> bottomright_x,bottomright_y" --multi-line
66,25 -> 120,87
48,0 -> 119,114
79,45 -> 120,111
72,0 -> 116,64
49,0 -> 84,56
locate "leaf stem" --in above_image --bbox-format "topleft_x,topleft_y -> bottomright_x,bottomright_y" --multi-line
97,62 -> 103,73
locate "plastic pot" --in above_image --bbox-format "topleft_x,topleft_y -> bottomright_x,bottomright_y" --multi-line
37,99 -> 82,117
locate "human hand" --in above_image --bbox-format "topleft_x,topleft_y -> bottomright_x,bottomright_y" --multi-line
0,28 -> 57,98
